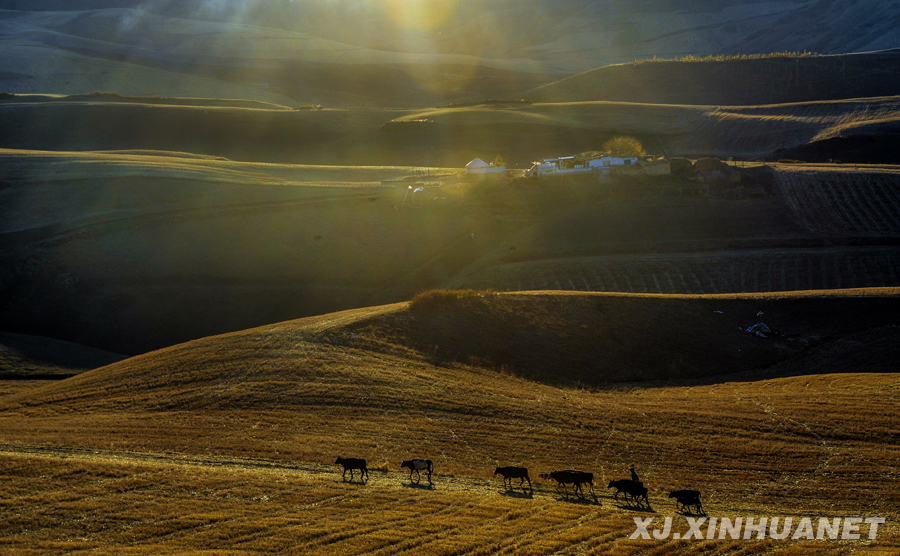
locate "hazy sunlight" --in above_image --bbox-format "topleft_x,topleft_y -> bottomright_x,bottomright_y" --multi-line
384,0 -> 458,31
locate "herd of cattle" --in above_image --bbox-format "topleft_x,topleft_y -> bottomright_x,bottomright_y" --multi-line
335,457 -> 704,515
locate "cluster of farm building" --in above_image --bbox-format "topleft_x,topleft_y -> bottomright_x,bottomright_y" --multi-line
466,153 -> 671,179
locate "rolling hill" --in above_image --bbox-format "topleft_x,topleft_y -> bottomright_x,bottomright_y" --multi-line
1,291 -> 899,553
2,1 -> 899,106
3,93 -> 900,165
2,147 -> 900,355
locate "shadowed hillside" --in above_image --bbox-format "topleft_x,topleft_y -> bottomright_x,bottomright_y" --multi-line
523,51 -> 900,106
2,149 -> 900,355
0,331 -> 124,379
344,290 -> 900,384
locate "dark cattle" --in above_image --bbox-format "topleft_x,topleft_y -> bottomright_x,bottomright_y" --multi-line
669,489 -> 703,514
607,479 -> 649,507
542,470 -> 594,497
400,459 -> 434,481
494,466 -> 532,489
607,479 -> 633,503
335,456 -> 369,482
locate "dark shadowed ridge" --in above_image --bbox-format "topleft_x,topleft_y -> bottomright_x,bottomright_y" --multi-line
345,291 -> 900,385
4,290 -> 899,412
522,51 -> 900,106
0,331 -> 125,378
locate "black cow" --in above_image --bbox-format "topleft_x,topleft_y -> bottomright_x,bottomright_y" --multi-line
335,456 -> 369,482
607,479 -> 634,502
608,479 -> 649,507
401,459 -> 434,482
541,470 -> 594,497
494,466 -> 532,490
669,489 -> 703,514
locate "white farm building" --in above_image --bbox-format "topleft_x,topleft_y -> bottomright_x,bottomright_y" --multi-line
588,156 -> 639,168
526,154 -> 642,178
466,158 -> 506,174
525,156 -> 592,177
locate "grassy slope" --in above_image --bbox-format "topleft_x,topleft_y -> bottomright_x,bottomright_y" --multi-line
1,291 -> 899,553
1,449 -> 897,555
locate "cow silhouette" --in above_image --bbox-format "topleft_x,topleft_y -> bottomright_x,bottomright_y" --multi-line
494,466 -> 532,490
335,456 -> 369,482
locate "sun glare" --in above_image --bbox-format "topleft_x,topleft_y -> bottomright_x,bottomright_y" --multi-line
385,0 -> 458,31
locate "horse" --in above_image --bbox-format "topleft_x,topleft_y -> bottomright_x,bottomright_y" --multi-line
541,470 -> 594,497
494,466 -> 532,490
335,456 -> 369,482
400,459 -> 433,482
608,479 -> 649,507
669,489 -> 703,514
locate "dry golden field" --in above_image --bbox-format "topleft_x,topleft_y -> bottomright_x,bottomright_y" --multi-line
1,291 -> 899,554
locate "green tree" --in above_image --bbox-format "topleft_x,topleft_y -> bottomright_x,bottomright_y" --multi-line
603,136 -> 643,157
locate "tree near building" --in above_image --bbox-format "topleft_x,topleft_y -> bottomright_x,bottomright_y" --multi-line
603,136 -> 643,157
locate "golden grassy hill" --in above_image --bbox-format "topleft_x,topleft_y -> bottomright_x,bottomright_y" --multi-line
1,291 -> 899,553
4,289 -> 900,460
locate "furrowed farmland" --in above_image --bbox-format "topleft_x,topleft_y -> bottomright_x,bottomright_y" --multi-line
776,166 -> 900,235
452,247 -> 900,294
450,163 -> 900,295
